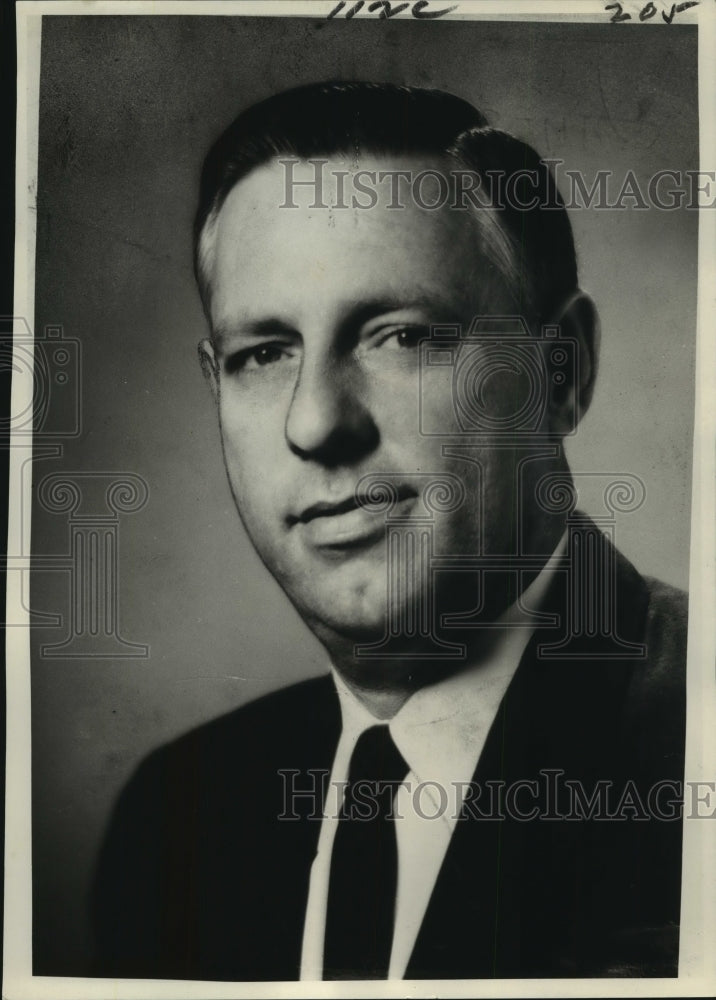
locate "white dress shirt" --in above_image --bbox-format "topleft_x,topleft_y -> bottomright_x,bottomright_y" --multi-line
300,539 -> 565,981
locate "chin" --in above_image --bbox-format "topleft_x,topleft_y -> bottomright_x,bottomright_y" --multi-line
289,581 -> 390,646
276,545 -> 435,646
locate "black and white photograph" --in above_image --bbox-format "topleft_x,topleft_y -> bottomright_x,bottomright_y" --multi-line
3,1 -> 715,996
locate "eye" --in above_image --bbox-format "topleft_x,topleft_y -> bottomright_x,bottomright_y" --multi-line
249,345 -> 285,367
380,326 -> 428,350
224,342 -> 297,375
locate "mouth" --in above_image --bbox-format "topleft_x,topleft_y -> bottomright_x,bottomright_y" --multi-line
289,484 -> 418,550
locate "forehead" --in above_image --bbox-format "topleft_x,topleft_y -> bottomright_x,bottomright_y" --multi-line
207,154 -> 510,334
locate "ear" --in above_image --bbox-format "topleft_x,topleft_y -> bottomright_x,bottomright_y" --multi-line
546,290 -> 600,436
198,338 -> 220,402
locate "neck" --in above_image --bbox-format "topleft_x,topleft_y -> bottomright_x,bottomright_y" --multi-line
336,677 -> 414,720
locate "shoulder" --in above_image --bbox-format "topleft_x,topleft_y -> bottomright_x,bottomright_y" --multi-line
635,576 -> 688,694
96,672 -> 338,877
621,575 -> 688,773
643,576 -> 688,648
170,671 -> 336,744
92,677 -> 336,979
134,671 -> 338,785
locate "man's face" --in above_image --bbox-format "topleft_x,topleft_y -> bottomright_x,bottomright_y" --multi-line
202,155 -> 541,646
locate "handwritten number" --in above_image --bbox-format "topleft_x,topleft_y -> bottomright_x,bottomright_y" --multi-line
605,3 -> 631,22
604,0 -> 698,21
411,1 -> 459,16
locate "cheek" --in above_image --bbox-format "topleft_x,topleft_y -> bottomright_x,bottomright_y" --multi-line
433,448 -> 520,553
479,451 -> 524,552
467,359 -> 544,433
412,365 -> 461,438
219,401 -> 285,505
368,369 -> 460,465
419,345 -> 548,435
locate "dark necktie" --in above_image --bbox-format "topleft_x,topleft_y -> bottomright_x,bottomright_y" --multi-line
322,723 -> 409,980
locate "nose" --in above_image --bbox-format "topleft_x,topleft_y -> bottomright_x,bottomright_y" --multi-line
285,355 -> 379,467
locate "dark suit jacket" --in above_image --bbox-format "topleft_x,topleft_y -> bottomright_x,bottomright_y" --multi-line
89,529 -> 687,981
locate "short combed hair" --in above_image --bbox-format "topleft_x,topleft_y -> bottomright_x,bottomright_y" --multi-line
194,81 -> 577,325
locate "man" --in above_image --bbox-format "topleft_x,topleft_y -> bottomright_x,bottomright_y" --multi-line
92,82 -> 687,981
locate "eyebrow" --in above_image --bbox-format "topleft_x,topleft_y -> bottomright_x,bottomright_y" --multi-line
338,296 -> 465,331
212,294 -> 467,347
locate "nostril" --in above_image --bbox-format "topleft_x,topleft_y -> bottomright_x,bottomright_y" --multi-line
285,391 -> 379,467
284,357 -> 381,466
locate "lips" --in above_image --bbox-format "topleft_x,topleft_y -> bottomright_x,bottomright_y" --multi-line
292,483 -> 417,525
295,494 -> 365,525
289,483 -> 418,549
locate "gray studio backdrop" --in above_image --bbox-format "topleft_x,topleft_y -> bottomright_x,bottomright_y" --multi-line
30,15 -> 697,974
